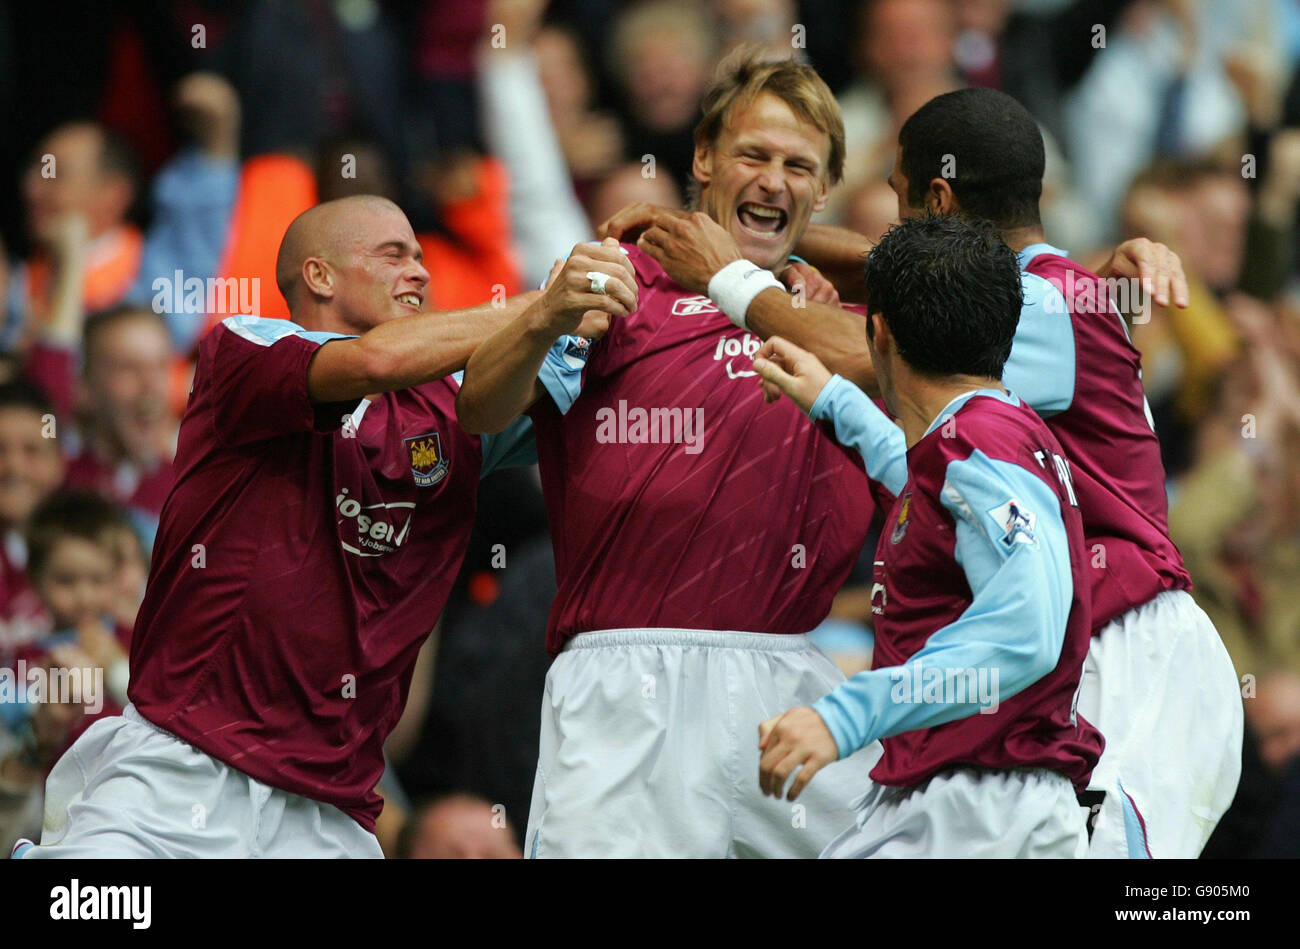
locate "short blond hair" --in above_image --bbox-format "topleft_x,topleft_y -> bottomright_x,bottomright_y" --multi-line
694,46 -> 845,185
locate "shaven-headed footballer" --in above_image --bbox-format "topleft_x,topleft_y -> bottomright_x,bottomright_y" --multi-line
14,196 -> 635,858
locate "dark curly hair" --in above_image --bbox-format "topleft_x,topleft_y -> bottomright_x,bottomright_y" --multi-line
864,215 -> 1024,380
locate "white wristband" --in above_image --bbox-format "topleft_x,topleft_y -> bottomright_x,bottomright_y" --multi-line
707,259 -> 783,331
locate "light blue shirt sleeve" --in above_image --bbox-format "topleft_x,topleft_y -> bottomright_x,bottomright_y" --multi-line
808,374 -> 908,496
220,314 -> 352,346
537,334 -> 591,415
1002,272 -> 1076,417
479,415 -> 538,476
812,450 -> 1074,758
126,148 -> 240,353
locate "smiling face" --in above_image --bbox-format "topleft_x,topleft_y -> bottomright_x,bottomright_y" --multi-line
694,92 -> 832,271
325,205 -> 431,333
279,198 -> 433,335
83,314 -> 175,465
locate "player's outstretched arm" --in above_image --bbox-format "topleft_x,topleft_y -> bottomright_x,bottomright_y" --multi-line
627,209 -> 878,392
750,335 -> 833,411
743,288 -> 876,393
596,201 -> 689,244
456,240 -> 637,434
307,293 -> 540,404
811,452 -> 1074,759
600,205 -> 871,302
789,222 -> 875,301
753,337 -> 906,496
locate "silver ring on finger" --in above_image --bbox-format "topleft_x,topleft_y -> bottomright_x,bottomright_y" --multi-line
586,271 -> 610,295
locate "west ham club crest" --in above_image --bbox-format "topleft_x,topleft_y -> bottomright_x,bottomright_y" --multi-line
405,432 -> 449,487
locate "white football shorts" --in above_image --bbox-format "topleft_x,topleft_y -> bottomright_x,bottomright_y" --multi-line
1079,589 -> 1243,858
821,767 -> 1089,858
13,704 -> 382,859
525,628 -> 882,858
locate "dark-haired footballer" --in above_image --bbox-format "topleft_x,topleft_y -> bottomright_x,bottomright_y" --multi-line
609,86 -> 1241,860
753,215 -> 1102,858
825,89 -> 1239,860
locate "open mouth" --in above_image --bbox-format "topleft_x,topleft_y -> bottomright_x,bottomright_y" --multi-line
737,202 -> 788,239
395,292 -> 423,310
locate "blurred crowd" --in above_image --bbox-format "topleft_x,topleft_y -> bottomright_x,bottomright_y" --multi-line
1,0 -> 1298,858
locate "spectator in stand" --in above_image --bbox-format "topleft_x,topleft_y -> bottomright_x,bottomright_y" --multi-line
60,308 -> 177,543
534,24 -> 625,192
0,491 -> 135,855
398,792 -> 523,859
399,530 -> 555,852
584,161 -> 682,236
1120,141 -> 1300,479
123,72 -> 315,341
125,72 -> 242,355
715,0 -> 801,62
1064,0 -> 1282,241
1252,672 -> 1300,773
1246,672 -> 1300,856
1202,671 -> 1298,859
829,0 -> 961,224
477,0 -> 593,287
209,0 -> 409,172
411,0 -> 491,157
829,0 -> 1093,247
15,492 -> 134,717
840,179 -> 901,244
0,382 -> 63,655
608,0 -> 716,197
0,689 -> 70,850
3,123 -> 142,357
1119,159 -> 1247,476
106,513 -> 149,636
948,0 -> 1140,145
1169,294 -> 1300,678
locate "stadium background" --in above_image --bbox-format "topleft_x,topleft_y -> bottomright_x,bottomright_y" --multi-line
0,0 -> 1297,857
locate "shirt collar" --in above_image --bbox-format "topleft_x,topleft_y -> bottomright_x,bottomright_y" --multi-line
1016,242 -> 1069,270
922,387 -> 1020,439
